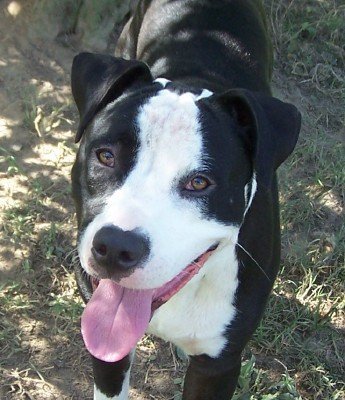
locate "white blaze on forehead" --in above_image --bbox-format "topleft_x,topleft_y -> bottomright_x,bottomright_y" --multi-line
153,77 -> 170,88
136,89 -> 203,181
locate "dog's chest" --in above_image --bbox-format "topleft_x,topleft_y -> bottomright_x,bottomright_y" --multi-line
147,243 -> 239,358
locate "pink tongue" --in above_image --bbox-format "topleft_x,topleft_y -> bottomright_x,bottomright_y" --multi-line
81,279 -> 154,362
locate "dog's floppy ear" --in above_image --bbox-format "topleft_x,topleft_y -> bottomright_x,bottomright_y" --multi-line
214,89 -> 301,188
71,52 -> 153,143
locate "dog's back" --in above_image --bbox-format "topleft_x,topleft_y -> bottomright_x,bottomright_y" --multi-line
116,0 -> 272,92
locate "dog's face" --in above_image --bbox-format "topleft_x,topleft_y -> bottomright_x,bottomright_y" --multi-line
71,53 -> 301,293
73,86 -> 251,291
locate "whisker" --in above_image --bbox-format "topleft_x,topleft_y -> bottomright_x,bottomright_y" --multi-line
236,243 -> 270,281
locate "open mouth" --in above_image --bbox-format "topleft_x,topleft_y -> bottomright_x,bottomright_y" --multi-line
90,243 -> 218,311
82,243 -> 219,363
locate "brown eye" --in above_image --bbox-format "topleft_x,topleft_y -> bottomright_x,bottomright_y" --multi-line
97,149 -> 115,167
185,175 -> 211,191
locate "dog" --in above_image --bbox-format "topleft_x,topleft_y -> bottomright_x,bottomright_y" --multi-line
70,0 -> 301,399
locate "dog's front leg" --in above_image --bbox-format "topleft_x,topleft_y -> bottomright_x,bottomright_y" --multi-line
92,354 -> 132,400
182,354 -> 241,400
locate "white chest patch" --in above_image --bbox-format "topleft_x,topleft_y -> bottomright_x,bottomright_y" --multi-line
148,238 -> 239,358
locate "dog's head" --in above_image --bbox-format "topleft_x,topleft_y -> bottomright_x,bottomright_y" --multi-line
71,52 -> 300,361
71,52 -> 300,291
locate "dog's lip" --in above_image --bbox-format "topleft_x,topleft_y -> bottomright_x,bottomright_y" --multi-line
151,243 -> 219,311
89,242 -> 219,310
90,275 -> 100,291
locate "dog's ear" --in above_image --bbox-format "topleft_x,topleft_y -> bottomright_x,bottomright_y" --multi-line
71,52 -> 153,143
213,89 -> 301,188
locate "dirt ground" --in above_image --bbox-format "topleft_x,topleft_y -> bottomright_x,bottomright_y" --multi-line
0,0 -> 344,399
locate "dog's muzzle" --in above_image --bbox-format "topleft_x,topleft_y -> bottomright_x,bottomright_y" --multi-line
91,225 -> 150,278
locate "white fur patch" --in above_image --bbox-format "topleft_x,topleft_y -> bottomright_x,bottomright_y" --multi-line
196,88 -> 213,100
94,386 -> 113,400
244,172 -> 257,217
153,77 -> 170,88
154,77 -> 213,99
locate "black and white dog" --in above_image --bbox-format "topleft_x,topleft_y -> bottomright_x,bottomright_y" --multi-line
71,0 -> 301,399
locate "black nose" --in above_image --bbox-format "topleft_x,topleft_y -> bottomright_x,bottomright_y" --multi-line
92,226 -> 150,274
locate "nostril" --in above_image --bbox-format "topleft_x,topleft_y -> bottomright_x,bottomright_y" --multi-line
118,250 -> 136,264
96,244 -> 107,256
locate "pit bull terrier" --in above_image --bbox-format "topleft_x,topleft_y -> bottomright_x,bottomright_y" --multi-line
70,0 -> 301,398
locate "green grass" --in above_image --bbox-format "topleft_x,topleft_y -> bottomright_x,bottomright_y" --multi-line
21,84 -> 74,137
268,0 -> 345,94
246,1 -> 345,399
0,147 -> 24,175
234,355 -> 302,400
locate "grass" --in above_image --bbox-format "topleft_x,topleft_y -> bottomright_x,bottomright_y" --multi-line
0,0 -> 344,399
246,1 -> 345,398
234,355 -> 302,400
22,84 -> 74,137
